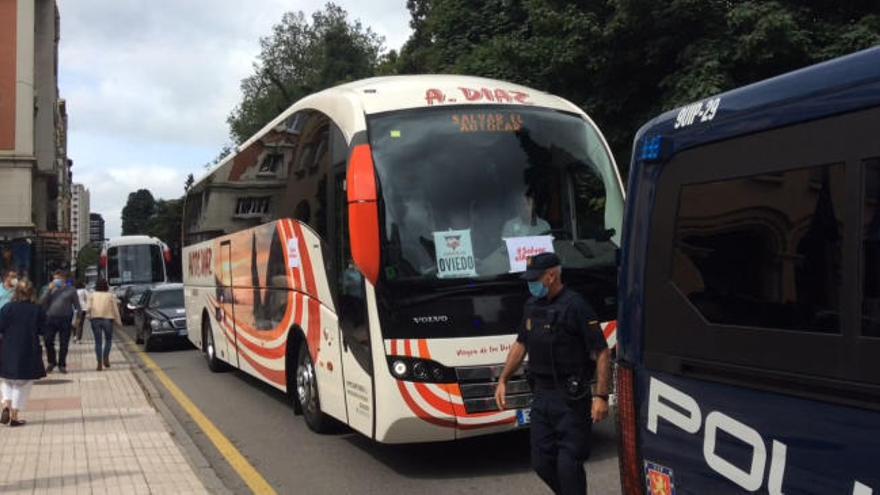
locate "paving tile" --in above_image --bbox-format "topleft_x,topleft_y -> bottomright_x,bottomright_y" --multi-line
0,323 -> 208,494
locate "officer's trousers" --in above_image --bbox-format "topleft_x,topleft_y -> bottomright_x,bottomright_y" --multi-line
530,388 -> 592,495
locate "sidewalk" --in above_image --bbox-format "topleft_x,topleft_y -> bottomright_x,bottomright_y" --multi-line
0,324 -> 210,494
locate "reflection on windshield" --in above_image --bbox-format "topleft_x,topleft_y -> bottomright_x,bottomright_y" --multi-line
369,106 -> 623,283
151,290 -> 184,308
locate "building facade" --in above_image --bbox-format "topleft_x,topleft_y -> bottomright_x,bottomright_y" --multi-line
89,213 -> 105,245
0,0 -> 71,283
70,182 -> 89,270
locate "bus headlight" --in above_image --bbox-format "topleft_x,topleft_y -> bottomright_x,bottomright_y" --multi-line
386,356 -> 455,383
392,360 -> 408,378
412,361 -> 428,380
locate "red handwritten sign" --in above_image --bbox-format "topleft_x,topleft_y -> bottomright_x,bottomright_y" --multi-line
515,246 -> 548,263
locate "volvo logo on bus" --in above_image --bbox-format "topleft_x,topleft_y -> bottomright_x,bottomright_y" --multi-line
412,315 -> 449,324
646,377 -> 874,495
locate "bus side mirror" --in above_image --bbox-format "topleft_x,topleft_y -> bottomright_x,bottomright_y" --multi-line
347,144 -> 380,286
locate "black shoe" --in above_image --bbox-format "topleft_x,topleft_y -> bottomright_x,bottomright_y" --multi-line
59,367 -> 67,374
9,419 -> 25,427
0,407 -> 9,425
46,364 -> 55,373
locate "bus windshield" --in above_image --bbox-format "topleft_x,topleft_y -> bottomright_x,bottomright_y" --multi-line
369,106 -> 623,285
107,244 -> 164,285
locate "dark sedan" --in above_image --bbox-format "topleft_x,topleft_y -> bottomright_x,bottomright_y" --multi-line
132,283 -> 187,351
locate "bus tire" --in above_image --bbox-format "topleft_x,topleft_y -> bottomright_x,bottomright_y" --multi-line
203,318 -> 226,373
295,344 -> 331,433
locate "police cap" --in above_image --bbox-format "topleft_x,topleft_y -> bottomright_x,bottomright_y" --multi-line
520,252 -> 561,281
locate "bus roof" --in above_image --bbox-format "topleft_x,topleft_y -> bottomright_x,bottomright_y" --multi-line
193,75 -> 590,190
634,46 -> 880,157
327,74 -> 581,115
105,235 -> 165,248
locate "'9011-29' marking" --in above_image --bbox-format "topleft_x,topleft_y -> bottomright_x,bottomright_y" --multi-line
673,97 -> 721,129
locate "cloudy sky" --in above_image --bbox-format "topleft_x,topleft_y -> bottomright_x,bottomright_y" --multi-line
58,0 -> 412,238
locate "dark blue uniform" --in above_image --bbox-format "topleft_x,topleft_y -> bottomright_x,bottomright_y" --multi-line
517,288 -> 607,495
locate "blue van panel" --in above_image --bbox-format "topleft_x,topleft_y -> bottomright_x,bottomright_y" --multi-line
619,46 -> 880,495
635,369 -> 879,494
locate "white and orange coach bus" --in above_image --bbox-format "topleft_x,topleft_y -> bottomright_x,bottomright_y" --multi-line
181,75 -> 624,443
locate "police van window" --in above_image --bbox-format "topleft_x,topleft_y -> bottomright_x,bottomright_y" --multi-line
862,158 -> 880,337
672,163 -> 845,333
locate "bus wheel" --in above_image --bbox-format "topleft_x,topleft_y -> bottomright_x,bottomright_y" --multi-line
296,345 -> 330,433
203,319 -> 225,373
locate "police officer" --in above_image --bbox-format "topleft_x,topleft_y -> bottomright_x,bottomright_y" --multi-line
495,252 -> 611,495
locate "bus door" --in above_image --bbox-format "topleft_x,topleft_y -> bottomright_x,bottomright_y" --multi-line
333,165 -> 375,437
218,240 -> 239,367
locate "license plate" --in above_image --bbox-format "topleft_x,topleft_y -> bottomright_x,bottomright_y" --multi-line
178,329 -> 188,336
516,408 -> 531,426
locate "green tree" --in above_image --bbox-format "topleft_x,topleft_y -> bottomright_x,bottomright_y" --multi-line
121,189 -> 156,235
227,3 -> 385,143
395,0 -> 880,171
146,199 -> 183,281
75,244 -> 100,284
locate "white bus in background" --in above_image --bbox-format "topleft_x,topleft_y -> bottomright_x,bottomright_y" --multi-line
100,235 -> 171,290
182,75 -> 624,443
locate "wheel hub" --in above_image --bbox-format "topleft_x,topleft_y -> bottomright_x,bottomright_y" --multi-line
206,331 -> 214,359
297,359 -> 317,414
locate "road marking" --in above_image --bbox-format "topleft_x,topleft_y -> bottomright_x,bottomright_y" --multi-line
120,332 -> 277,495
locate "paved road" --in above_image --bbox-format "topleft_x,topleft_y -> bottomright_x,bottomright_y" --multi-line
119,326 -> 622,495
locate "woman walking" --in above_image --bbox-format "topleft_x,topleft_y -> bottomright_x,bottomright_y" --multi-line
87,279 -> 121,371
0,279 -> 47,427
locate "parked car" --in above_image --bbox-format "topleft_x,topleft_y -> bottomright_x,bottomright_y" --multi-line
120,284 -> 151,324
132,283 -> 187,351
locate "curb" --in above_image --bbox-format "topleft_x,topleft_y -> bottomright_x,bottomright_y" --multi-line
118,332 -> 234,495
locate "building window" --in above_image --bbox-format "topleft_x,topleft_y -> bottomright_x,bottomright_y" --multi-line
258,153 -> 284,175
235,197 -> 271,218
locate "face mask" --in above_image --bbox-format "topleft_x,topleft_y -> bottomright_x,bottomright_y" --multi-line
54,280 -> 64,288
528,280 -> 549,299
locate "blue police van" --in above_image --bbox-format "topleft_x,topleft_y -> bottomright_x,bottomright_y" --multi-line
616,46 -> 880,494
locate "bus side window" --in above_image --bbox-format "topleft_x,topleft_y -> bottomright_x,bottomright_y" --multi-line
283,111 -> 331,241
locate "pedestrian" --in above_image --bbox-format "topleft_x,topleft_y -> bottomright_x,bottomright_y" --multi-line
87,279 -> 121,371
39,270 -> 81,374
74,281 -> 90,343
0,279 -> 47,427
494,252 -> 612,495
0,269 -> 17,311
